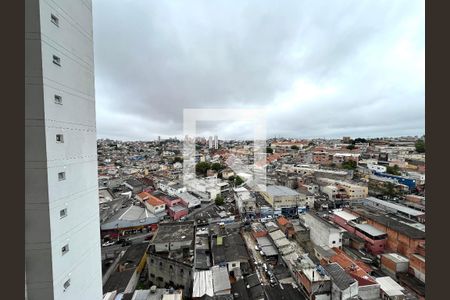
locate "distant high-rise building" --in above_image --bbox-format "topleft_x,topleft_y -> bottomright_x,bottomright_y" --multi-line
214,135 -> 218,149
158,135 -> 161,143
208,136 -> 213,149
25,0 -> 102,299
342,136 -> 351,143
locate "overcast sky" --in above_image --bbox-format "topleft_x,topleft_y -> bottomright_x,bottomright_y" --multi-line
93,0 -> 424,141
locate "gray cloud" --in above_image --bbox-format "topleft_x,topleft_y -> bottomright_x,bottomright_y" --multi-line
93,0 -> 424,141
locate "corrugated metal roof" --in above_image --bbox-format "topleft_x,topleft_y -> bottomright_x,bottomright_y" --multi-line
192,270 -> 214,298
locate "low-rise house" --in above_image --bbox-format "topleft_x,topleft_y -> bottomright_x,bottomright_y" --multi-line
124,179 -> 145,194
323,263 -> 359,300
375,277 -> 406,300
331,209 -> 387,255
211,232 -> 250,275
168,205 -> 189,221
136,192 -> 166,214
348,206 -> 426,259
178,192 -> 201,209
299,212 -> 344,249
147,222 -> 195,297
329,248 -> 380,300
234,186 -> 257,218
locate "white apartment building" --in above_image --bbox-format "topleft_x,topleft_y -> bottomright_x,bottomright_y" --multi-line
25,0 -> 102,299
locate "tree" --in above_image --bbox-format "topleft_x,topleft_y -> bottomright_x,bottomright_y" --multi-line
266,147 -> 274,154
341,160 -> 357,170
228,175 -> 235,182
234,176 -> 244,186
215,194 -> 224,206
415,139 -> 425,153
346,144 -> 356,150
386,164 -> 401,176
291,145 -> 299,150
211,162 -> 223,172
173,156 -> 183,163
195,162 -> 211,176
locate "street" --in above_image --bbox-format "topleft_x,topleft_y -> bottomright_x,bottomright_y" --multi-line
242,231 -> 269,285
101,232 -> 150,260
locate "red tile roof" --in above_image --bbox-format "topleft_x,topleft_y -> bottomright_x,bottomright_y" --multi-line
146,195 -> 165,207
277,216 -> 289,226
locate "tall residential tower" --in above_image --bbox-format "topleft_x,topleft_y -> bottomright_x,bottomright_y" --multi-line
25,0 -> 102,299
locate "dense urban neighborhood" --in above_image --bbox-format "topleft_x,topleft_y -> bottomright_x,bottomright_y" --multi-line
99,135 -> 426,300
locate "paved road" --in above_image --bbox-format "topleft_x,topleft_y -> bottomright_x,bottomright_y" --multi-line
101,232 -> 150,259
185,202 -> 215,221
242,231 -> 268,285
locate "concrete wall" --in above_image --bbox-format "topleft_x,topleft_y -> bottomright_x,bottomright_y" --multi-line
301,213 -> 343,248
147,255 -> 192,297
25,1 -> 102,299
358,284 -> 380,300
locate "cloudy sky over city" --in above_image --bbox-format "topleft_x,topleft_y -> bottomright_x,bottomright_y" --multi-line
93,0 -> 424,141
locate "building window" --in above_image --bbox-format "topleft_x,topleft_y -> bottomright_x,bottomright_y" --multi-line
169,265 -> 173,270
63,279 -> 70,291
61,244 -> 69,255
150,273 -> 155,278
58,172 -> 66,181
54,94 -> 62,104
53,55 -> 61,66
51,14 -> 59,26
332,241 -> 336,244
150,259 -> 154,264
60,208 -> 67,218
56,134 -> 64,143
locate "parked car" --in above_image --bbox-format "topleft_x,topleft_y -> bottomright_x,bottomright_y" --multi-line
144,234 -> 154,241
102,240 -> 115,247
118,238 -> 132,247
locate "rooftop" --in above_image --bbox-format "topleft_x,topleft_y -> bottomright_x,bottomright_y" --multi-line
152,221 -> 195,244
323,263 -> 357,290
375,276 -> 405,297
364,197 -> 425,217
349,206 -> 426,239
354,223 -> 387,237
265,185 -> 300,197
332,209 -> 359,222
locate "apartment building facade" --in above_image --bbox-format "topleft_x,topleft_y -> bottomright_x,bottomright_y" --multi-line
25,0 -> 102,299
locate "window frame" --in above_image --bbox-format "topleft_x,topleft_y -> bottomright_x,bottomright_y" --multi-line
54,94 -> 63,104
56,134 -> 64,143
61,244 -> 69,255
58,172 -> 66,181
51,14 -> 59,27
60,208 -> 68,219
53,55 -> 61,66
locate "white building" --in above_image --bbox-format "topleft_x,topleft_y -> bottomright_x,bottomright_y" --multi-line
367,164 -> 387,173
157,181 -> 187,196
300,212 -> 344,249
214,135 -> 218,149
25,0 -> 102,299
208,136 -> 213,149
